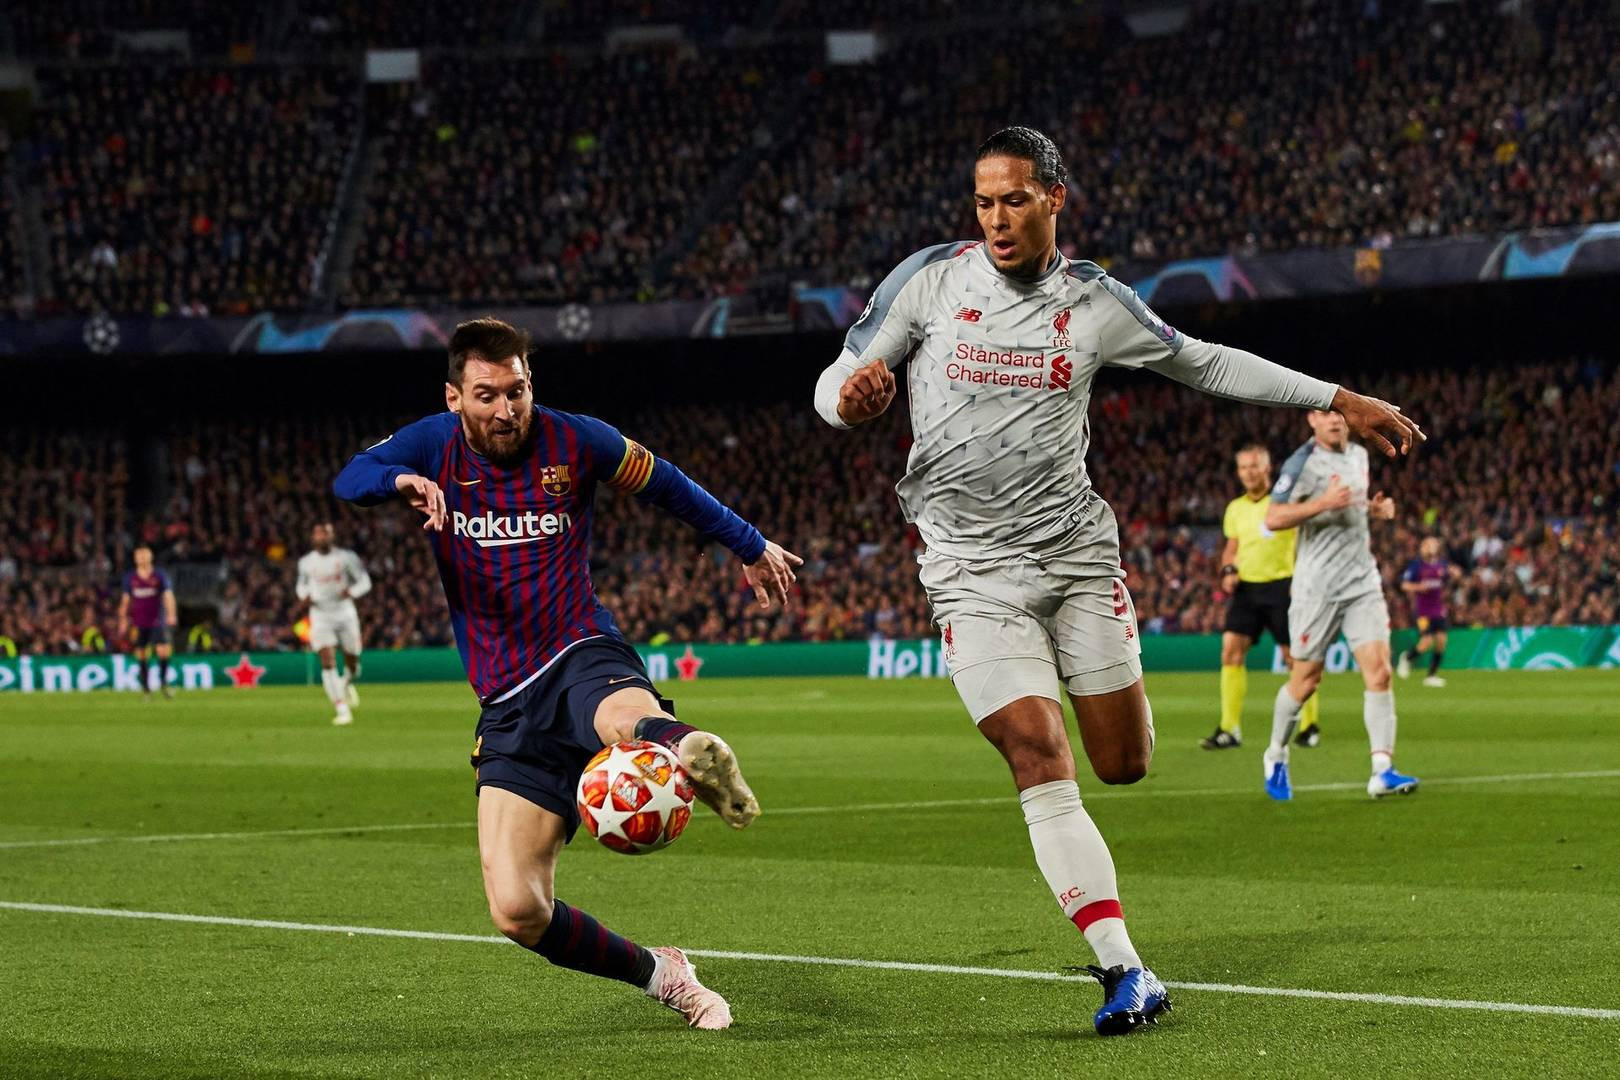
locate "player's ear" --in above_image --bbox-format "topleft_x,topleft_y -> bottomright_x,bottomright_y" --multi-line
445,380 -> 461,414
1048,182 -> 1066,214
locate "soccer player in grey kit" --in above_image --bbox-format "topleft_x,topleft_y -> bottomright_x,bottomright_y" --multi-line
814,127 -> 1423,1035
1262,409 -> 1420,801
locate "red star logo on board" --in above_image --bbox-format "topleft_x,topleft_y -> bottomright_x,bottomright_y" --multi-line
674,645 -> 704,681
225,653 -> 267,688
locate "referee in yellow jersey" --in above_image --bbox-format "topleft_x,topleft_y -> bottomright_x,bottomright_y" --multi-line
1202,444 -> 1320,749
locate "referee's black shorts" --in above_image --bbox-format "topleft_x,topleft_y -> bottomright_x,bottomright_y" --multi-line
1224,578 -> 1292,645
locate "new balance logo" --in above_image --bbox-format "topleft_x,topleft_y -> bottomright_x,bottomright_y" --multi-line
451,509 -> 574,548
954,307 -> 982,322
1048,353 -> 1072,391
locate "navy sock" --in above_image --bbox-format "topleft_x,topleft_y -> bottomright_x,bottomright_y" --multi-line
1428,650 -> 1444,676
1404,647 -> 1421,663
531,899 -> 656,988
138,657 -> 149,690
157,654 -> 170,686
634,715 -> 698,750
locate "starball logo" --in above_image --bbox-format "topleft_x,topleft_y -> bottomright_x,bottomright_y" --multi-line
451,509 -> 574,548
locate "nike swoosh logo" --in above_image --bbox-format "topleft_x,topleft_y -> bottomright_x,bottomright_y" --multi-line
453,478 -> 482,486
606,676 -> 638,685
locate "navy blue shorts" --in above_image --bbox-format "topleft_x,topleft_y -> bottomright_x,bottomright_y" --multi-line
1414,614 -> 1450,634
471,636 -> 672,841
132,625 -> 172,648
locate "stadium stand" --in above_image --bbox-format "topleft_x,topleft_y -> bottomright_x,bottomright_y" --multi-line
31,63 -> 359,316
6,358 -> 1616,655
343,46 -> 799,308
4,0 -> 1616,312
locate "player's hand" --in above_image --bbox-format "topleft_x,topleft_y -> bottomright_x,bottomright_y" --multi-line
396,473 -> 447,531
837,359 -> 897,426
744,540 -> 804,610
1318,474 -> 1353,512
1220,572 -> 1239,595
1329,387 -> 1425,458
1369,492 -> 1396,520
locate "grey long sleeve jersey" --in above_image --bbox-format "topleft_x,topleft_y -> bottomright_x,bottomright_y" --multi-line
814,241 -> 1338,562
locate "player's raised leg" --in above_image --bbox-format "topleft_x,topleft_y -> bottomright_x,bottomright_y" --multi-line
476,786 -> 731,1029
594,685 -> 759,829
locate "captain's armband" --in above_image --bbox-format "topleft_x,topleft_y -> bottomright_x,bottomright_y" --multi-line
607,439 -> 655,493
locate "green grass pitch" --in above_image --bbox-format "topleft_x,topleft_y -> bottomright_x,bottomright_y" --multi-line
2,670 -> 1617,1078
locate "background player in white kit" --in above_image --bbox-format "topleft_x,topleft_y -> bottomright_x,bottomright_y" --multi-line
1261,410 -> 1419,801
814,127 -> 1423,1035
296,521 -> 372,725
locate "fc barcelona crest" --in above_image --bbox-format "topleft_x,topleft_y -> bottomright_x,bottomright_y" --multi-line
540,464 -> 573,497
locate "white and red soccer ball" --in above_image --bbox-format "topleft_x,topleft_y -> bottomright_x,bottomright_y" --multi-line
576,740 -> 695,854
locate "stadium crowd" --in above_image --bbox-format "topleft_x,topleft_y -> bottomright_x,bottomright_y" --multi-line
5,357 -> 1617,656
675,0 -> 1620,300
30,64 -> 359,317
4,0 -> 1618,314
343,47 -> 796,309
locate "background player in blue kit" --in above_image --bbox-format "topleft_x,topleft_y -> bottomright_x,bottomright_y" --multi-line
335,318 -> 802,1031
117,545 -> 178,698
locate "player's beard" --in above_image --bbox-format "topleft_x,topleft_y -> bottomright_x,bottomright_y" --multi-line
467,413 -> 535,466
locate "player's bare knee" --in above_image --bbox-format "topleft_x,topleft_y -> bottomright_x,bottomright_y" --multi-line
993,730 -> 1073,788
1092,745 -> 1149,785
487,889 -> 551,946
1364,664 -> 1393,692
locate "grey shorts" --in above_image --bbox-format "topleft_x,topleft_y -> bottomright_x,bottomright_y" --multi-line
919,549 -> 1142,724
1289,590 -> 1390,662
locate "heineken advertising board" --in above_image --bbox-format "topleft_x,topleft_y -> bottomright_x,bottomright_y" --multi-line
2,627 -> 1617,693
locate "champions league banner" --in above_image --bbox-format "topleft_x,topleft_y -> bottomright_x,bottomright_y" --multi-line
0,297 -> 744,357
802,221 -> 1620,319
2,223 -> 1618,356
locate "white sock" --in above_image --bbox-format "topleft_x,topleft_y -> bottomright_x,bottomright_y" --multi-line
1364,690 -> 1396,773
321,668 -> 345,707
1020,779 -> 1141,971
1267,684 -> 1304,765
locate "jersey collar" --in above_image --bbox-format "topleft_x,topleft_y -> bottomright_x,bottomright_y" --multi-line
973,244 -> 1067,289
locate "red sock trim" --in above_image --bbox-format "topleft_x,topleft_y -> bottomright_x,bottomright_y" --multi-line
1072,898 -> 1124,932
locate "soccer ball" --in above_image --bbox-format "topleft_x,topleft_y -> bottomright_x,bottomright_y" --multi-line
576,740 -> 695,854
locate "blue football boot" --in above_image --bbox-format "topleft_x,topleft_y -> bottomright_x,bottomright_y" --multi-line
1087,964 -> 1172,1036
1367,766 -> 1419,798
1265,759 -> 1292,801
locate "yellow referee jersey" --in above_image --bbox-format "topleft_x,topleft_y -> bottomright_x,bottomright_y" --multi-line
1223,494 -> 1296,583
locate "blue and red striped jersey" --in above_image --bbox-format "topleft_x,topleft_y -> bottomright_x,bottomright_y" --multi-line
334,408 -> 765,703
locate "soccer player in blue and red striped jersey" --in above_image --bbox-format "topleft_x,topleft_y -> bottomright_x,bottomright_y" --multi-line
334,318 -> 801,1030
117,545 -> 177,698
1398,536 -> 1461,687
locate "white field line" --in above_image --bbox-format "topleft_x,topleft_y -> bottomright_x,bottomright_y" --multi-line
0,901 -> 1615,1022
3,768 -> 1618,851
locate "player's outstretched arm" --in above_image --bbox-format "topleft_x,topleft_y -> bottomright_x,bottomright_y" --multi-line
571,412 -> 804,608
1265,475 -> 1352,531
1095,274 -> 1424,456
333,416 -> 453,529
